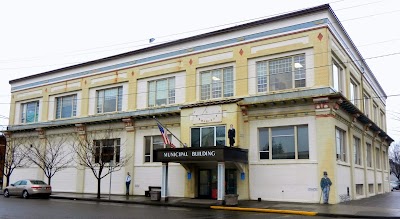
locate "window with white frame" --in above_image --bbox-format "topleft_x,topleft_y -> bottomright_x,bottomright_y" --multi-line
380,111 -> 385,129
148,77 -> 175,107
376,147 -> 381,169
336,127 -> 346,162
21,101 -> 39,123
258,125 -> 309,160
191,126 -> 226,147
367,143 -> 373,168
354,136 -> 362,165
56,94 -> 77,119
256,54 -> 306,92
96,86 -> 122,113
144,135 -> 170,162
363,93 -> 370,117
350,80 -> 359,107
94,139 -> 120,163
332,61 -> 343,92
200,67 -> 233,100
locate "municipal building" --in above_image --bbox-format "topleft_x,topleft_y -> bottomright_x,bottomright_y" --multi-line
5,4 -> 393,204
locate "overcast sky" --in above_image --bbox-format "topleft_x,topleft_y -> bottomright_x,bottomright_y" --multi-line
1,0 -> 399,143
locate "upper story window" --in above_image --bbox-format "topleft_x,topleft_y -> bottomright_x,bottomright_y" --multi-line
191,126 -> 226,147
380,111 -> 385,129
350,80 -> 359,107
363,93 -> 370,117
148,77 -> 175,107
96,86 -> 122,113
200,67 -> 233,100
94,138 -> 120,163
21,101 -> 39,123
332,61 -> 344,92
336,127 -> 347,162
373,104 -> 378,123
256,54 -> 306,92
56,95 -> 77,119
259,125 -> 309,160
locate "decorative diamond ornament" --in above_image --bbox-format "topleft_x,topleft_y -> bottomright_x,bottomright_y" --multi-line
317,33 -> 323,41
239,49 -> 244,56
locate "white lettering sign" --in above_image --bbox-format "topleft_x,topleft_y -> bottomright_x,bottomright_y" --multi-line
191,151 -> 216,157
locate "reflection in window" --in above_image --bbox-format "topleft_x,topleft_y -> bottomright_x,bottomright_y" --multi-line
93,139 -> 120,163
200,67 -> 233,100
144,135 -> 169,162
191,126 -> 226,147
21,101 -> 39,123
56,95 -> 77,119
256,54 -> 306,93
96,87 -> 122,113
148,77 -> 175,107
272,126 -> 295,159
259,125 -> 309,160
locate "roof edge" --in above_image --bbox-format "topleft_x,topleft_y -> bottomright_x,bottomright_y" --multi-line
9,4 -> 330,84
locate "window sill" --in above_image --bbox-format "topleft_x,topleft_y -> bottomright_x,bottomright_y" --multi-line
337,161 -> 350,167
250,160 -> 318,165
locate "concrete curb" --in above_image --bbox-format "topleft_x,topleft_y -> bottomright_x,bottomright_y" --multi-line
50,195 -> 211,209
50,196 -> 400,218
210,206 -> 317,216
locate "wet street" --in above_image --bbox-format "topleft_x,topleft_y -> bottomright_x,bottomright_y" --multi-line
0,197 -> 348,219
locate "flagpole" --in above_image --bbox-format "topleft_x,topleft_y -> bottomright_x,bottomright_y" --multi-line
153,116 -> 185,147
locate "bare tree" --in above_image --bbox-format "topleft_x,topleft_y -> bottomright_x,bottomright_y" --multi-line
72,127 -> 130,199
1,137 -> 30,186
25,135 -> 73,185
390,142 -> 400,180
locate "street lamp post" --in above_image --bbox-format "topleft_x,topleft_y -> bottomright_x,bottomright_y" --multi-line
108,160 -> 114,200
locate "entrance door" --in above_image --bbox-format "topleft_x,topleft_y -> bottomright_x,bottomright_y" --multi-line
198,170 -> 211,198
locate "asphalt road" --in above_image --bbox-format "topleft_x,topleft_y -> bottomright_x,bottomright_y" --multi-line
0,196 -> 348,219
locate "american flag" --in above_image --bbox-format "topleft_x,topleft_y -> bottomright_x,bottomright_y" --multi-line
157,123 -> 175,148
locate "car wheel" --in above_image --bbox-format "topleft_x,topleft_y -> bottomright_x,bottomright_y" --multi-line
3,189 -> 9,198
22,190 -> 29,199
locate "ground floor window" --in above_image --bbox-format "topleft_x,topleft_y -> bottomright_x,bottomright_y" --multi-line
368,184 -> 374,194
94,138 -> 120,163
258,125 -> 309,160
144,135 -> 170,162
191,126 -> 225,147
356,184 -> 364,195
336,127 -> 347,162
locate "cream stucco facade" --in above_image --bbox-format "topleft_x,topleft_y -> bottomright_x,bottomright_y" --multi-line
4,4 -> 392,204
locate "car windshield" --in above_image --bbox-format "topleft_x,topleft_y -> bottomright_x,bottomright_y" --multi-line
30,180 -> 47,185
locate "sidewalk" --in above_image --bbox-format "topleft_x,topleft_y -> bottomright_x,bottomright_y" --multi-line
49,191 -> 400,218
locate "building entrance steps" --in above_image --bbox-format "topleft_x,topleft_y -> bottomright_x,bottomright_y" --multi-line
45,191 -> 400,218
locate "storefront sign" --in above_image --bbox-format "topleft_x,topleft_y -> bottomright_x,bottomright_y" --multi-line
154,146 -> 248,163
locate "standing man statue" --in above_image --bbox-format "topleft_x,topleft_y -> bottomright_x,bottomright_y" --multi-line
228,124 -> 236,147
126,172 -> 131,195
320,171 -> 332,204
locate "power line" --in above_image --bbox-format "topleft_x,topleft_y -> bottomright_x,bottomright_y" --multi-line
1,49 -> 400,106
0,0 -> 389,66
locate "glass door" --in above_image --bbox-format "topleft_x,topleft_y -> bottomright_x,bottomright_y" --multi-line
198,170 -> 211,198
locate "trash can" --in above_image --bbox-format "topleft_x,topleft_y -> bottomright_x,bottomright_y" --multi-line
224,194 -> 239,206
149,191 -> 161,201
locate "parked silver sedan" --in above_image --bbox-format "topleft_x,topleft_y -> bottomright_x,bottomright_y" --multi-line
3,179 -> 52,198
